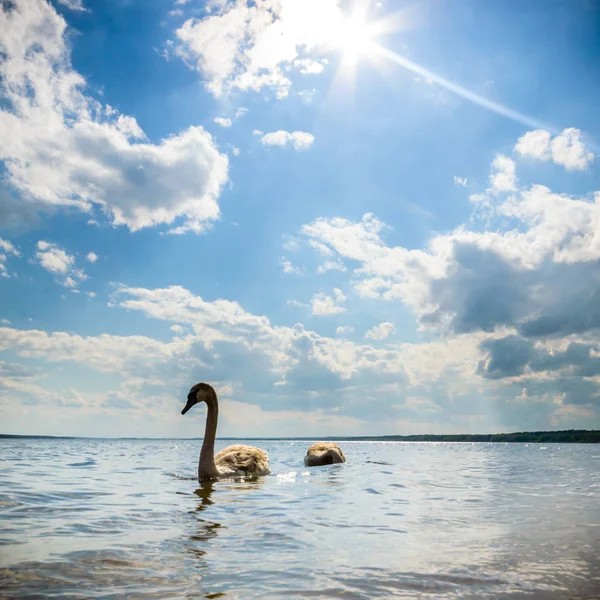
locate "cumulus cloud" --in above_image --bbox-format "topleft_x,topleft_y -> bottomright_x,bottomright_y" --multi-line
480,337 -> 600,381
514,129 -> 551,161
286,299 -> 305,309
294,58 -> 326,74
365,322 -> 396,341
490,154 -> 516,192
477,334 -> 600,416
454,176 -> 468,187
280,257 -> 304,275
0,325 -> 196,375
301,183 -> 600,340
110,285 -> 493,398
235,107 -> 248,119
2,279 -> 596,434
0,237 -> 20,278
258,130 -> 315,150
172,0 -> 345,98
336,325 -> 354,336
86,252 -> 98,263
0,0 -> 228,233
35,241 -> 74,275
311,288 -> 346,315
317,259 -> 346,274
213,117 -> 232,128
295,128 -> 600,423
0,238 -> 18,255
515,127 -> 594,171
56,0 -> 86,11
35,241 -> 87,288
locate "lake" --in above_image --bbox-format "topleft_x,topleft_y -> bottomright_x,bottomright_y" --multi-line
1,439 -> 599,598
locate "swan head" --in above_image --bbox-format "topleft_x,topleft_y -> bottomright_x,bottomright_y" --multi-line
181,382 -> 216,415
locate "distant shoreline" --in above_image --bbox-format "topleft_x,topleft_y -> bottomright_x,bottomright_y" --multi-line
1,429 -> 598,443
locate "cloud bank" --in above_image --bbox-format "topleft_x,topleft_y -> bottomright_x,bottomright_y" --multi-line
0,0 -> 228,233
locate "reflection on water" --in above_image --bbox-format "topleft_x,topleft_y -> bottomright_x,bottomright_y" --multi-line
0,439 -> 599,599
194,480 -> 216,509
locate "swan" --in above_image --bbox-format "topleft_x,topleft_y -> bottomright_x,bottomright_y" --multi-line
304,442 -> 346,467
181,382 -> 270,480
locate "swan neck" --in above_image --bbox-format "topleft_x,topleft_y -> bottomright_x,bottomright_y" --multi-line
199,392 -> 219,478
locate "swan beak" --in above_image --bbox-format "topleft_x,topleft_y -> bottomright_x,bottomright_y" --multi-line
181,396 -> 195,415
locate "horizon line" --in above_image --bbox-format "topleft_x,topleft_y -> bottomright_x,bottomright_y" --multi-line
0,428 -> 598,441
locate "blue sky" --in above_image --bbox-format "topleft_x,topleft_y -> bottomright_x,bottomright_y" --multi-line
1,0 -> 599,437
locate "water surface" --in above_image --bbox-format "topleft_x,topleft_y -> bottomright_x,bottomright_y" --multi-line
1,439 -> 599,598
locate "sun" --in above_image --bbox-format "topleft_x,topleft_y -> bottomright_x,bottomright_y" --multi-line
331,11 -> 378,66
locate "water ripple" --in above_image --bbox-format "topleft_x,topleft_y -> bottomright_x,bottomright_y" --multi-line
0,439 -> 598,599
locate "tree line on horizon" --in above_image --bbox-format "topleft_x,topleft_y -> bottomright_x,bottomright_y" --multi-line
0,429 -> 599,442
323,430 -> 600,443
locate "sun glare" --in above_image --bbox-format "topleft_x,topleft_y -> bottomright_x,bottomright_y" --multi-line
332,12 -> 377,65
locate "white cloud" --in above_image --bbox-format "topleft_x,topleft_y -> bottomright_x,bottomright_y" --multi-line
317,259 -> 346,274
0,237 -> 20,278
0,326 -> 196,375
514,129 -> 551,160
35,241 -> 87,288
453,176 -> 468,187
365,322 -> 396,341
294,58 -> 325,74
280,258 -> 304,275
86,252 -> 98,263
311,288 -> 346,315
259,130 -> 315,150
549,128 -> 594,171
299,135 -> 600,352
0,238 -> 18,255
232,147 -> 240,156
298,88 -> 317,103
302,212 -> 389,266
111,284 -> 419,385
0,0 -> 228,233
56,0 -> 86,11
286,299 -> 307,308
490,154 -> 516,192
336,325 -> 354,336
283,237 -> 301,252
214,117 -> 232,128
2,280 -> 597,434
308,239 -> 334,256
515,127 -> 594,171
35,241 -> 73,275
172,0 -> 345,98
235,107 -> 248,119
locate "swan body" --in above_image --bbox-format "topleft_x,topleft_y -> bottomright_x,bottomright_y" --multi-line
304,442 -> 346,467
182,383 -> 270,480
213,444 -> 269,478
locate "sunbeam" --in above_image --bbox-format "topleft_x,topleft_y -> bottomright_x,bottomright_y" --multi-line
371,44 -> 555,132
323,2 -> 554,133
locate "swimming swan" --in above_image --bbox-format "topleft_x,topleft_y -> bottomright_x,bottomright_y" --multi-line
182,382 -> 270,480
304,442 -> 346,467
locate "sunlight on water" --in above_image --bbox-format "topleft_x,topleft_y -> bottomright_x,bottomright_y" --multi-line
0,439 -> 599,599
